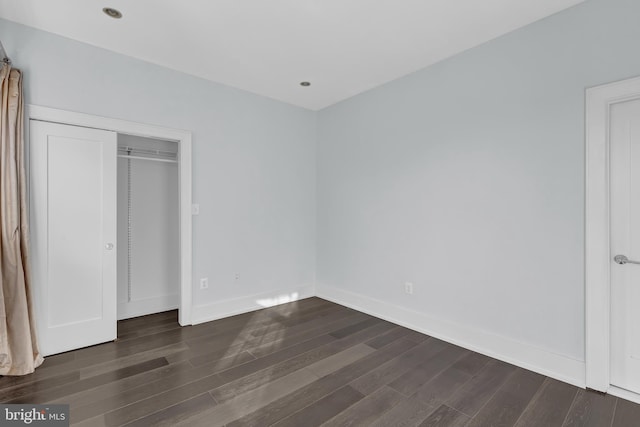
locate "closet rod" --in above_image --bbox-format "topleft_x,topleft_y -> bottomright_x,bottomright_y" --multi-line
0,39 -> 10,65
119,146 -> 177,157
117,154 -> 178,164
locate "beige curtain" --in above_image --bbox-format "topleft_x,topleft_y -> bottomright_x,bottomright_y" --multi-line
0,63 -> 43,375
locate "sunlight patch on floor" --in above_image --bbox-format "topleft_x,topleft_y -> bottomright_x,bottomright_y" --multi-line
256,292 -> 299,308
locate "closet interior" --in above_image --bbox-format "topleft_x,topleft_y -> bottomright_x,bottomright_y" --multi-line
117,134 -> 180,320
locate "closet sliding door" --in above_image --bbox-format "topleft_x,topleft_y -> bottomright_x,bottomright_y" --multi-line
30,120 -> 117,356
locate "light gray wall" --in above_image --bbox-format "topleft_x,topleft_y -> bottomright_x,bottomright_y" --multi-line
317,0 -> 640,361
0,18 -> 316,314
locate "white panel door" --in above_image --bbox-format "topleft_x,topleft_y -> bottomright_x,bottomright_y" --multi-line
611,98 -> 640,393
30,120 -> 117,356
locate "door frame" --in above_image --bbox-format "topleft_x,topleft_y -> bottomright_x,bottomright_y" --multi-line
586,75 -> 640,392
27,105 -> 193,326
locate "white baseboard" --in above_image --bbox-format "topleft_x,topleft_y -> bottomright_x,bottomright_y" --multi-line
608,386 -> 640,405
191,285 -> 316,325
316,285 -> 586,389
118,294 -> 179,320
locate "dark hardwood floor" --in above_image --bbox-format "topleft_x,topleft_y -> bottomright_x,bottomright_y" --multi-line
1,297 -> 639,426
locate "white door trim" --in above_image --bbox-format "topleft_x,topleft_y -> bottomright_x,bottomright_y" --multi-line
586,75 -> 640,392
27,105 -> 193,326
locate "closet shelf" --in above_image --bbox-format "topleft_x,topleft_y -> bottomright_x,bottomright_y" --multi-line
117,154 -> 178,163
118,146 -> 178,163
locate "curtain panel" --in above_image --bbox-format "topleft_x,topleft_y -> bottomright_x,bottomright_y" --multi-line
0,63 -> 43,375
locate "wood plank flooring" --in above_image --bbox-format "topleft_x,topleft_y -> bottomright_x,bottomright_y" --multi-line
1,297 -> 639,426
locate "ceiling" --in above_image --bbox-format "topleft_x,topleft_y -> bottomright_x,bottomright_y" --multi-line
0,0 -> 584,110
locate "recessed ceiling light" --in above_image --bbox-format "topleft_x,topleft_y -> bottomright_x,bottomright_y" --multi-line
300,82 -> 311,87
103,7 -> 123,19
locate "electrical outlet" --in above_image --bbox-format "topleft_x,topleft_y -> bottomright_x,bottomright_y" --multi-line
235,273 -> 240,281
404,282 -> 413,295
200,277 -> 209,289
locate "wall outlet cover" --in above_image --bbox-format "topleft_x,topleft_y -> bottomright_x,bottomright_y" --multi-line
404,282 -> 414,295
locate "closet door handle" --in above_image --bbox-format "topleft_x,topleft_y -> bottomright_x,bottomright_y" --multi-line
105,243 -> 114,250
614,254 -> 640,265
